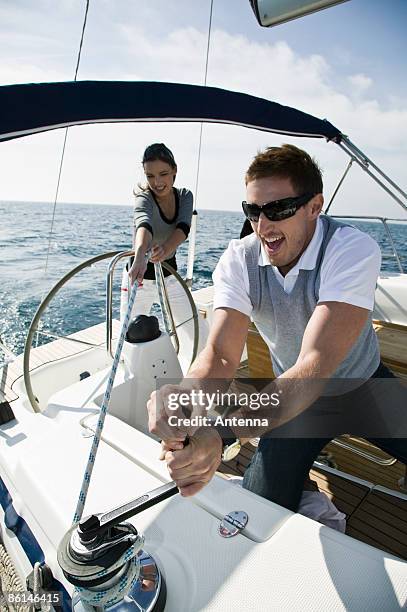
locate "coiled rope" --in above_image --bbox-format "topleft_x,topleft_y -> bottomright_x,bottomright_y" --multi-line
74,536 -> 145,608
0,544 -> 29,612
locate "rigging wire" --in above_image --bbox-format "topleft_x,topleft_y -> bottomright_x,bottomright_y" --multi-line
193,0 -> 214,204
43,0 -> 90,275
186,0 -> 213,285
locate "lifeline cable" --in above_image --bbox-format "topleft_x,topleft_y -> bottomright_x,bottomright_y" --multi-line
72,279 -> 138,524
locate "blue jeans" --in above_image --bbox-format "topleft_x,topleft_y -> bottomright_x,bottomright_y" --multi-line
242,363 -> 407,512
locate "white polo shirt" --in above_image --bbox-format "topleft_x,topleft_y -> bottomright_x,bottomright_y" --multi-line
212,217 -> 381,317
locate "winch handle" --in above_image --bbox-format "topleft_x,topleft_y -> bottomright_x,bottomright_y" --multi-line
78,481 -> 179,541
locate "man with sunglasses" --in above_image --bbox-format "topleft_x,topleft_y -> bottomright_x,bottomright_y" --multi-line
147,144 -> 406,511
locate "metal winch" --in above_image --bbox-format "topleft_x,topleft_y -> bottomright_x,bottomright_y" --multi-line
58,481 -> 179,611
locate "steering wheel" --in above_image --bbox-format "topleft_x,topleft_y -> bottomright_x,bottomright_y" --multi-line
24,251 -> 199,412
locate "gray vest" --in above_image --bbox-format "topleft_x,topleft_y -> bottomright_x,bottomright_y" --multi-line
244,215 -> 380,379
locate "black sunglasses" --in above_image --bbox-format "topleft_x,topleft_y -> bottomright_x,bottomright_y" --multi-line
242,192 -> 316,222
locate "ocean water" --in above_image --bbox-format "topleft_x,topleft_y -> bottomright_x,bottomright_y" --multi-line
1,200 -> 406,356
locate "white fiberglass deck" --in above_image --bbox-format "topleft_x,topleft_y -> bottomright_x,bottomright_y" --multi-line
2,381 -> 406,611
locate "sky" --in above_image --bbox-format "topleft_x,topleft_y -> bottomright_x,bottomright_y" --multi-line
0,0 -> 406,217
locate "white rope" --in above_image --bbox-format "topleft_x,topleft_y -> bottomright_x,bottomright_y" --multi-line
72,274 -> 145,608
73,280 -> 138,524
74,535 -> 145,608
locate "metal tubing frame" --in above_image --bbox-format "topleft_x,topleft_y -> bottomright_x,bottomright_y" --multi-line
324,157 -> 354,215
106,250 -> 133,356
24,249 -> 198,413
33,329 -> 102,348
338,136 -> 407,213
154,262 -> 180,354
161,261 -> 200,372
331,436 -> 397,467
24,251 -> 122,413
186,210 -> 198,288
0,336 -> 15,371
381,221 -> 404,273
340,135 -> 407,199
332,215 -> 405,273
0,336 -> 14,402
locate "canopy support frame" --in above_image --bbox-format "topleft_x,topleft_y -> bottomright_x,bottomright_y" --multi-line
338,136 -> 407,213
325,157 -> 355,214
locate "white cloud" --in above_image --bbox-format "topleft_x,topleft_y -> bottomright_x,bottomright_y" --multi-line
0,14 -> 406,219
348,73 -> 373,95
115,25 -> 407,155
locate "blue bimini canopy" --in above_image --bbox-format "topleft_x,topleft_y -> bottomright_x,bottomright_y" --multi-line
0,81 -> 342,143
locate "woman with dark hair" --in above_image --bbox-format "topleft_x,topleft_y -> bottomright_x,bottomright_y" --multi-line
120,143 -> 193,321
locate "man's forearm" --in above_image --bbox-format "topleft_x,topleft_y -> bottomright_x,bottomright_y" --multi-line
162,307 -> 249,425
185,343 -> 238,396
223,354 -> 328,439
224,301 -> 372,439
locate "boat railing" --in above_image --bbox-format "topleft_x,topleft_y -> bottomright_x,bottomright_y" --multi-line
106,250 -> 134,358
330,435 -> 398,466
153,262 -> 180,355
0,337 -> 15,371
332,215 -> 406,273
0,336 -> 16,404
